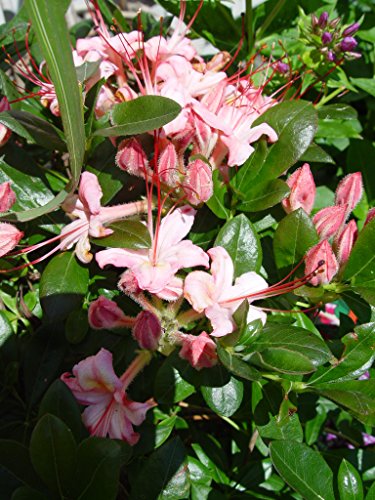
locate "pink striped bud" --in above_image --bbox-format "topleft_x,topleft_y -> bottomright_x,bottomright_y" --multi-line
158,142 -> 178,185
305,240 -> 339,286
313,205 -> 347,240
116,138 -> 148,176
335,172 -> 363,216
334,219 -> 357,265
365,207 -> 375,226
88,296 -> 132,329
282,163 -> 316,215
0,223 -> 23,257
179,332 -> 217,370
132,311 -> 162,350
0,182 -> 16,212
183,159 -> 213,205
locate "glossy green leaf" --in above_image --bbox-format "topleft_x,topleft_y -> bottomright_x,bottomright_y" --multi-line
154,356 -> 196,404
217,344 -> 262,382
309,323 -> 375,385
75,438 -> 122,500
347,140 -> 375,203
0,310 -> 13,347
65,308 -> 89,344
30,414 -> 77,496
215,214 -> 262,276
201,375 -> 244,417
130,437 -> 189,500
92,220 -> 151,249
343,219 -> 375,288
317,104 -> 358,121
270,440 -> 335,500
300,142 -> 334,163
230,140 -> 268,194
154,415 -> 177,449
0,110 -> 66,150
248,324 -> 332,374
0,440 -> 41,490
188,457 -> 212,500
351,78 -> 375,98
38,380 -> 83,441
206,169 -> 231,220
338,459 -> 364,500
237,179 -> 290,212
273,208 -> 319,270
251,100 -> 318,182
95,96 -> 181,136
366,481 -> 375,500
40,252 -> 89,321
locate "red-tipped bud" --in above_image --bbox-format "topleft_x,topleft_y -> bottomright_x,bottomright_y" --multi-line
0,182 -> 16,212
282,163 -> 316,215
132,311 -> 162,350
0,223 -> 23,257
334,219 -> 357,265
116,138 -> 148,177
313,205 -> 347,240
88,296 -> 132,330
365,207 -> 375,226
305,240 -> 339,286
335,172 -> 363,216
183,159 -> 213,205
179,332 -> 217,370
158,142 -> 178,185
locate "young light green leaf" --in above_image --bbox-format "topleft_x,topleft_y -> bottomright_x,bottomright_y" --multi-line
338,459 -> 364,500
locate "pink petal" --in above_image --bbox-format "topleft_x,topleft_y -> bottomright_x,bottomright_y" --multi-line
156,206 -> 197,257
73,348 -> 122,393
206,303 -> 236,337
96,248 -> 148,269
207,247 -> 234,293
78,172 -> 103,215
156,276 -> 184,301
184,270 -> 216,312
167,240 -> 209,271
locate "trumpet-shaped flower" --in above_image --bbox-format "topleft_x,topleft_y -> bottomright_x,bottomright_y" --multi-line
184,246 -> 268,337
61,348 -> 153,444
96,206 -> 209,299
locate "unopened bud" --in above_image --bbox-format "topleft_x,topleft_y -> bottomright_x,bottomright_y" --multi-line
342,22 -> 360,37
0,182 -> 16,212
183,159 -> 213,205
340,36 -> 358,52
158,142 -> 178,185
0,98 -> 11,147
334,219 -> 357,265
305,240 -> 339,286
0,223 -> 23,257
274,61 -> 290,74
132,311 -> 162,350
282,163 -> 316,215
335,172 -> 363,216
311,14 -> 319,29
326,50 -> 336,62
365,208 -> 375,226
321,32 -> 333,44
116,138 -> 148,177
329,17 -> 341,29
206,51 -> 231,72
118,269 -> 142,295
88,296 -> 132,329
313,205 -> 347,240
318,12 -> 329,28
179,332 -> 217,370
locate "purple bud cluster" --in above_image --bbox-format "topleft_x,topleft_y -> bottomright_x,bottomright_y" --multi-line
310,11 -> 361,62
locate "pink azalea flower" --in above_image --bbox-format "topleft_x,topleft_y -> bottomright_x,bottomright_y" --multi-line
61,348 -> 153,444
0,97 -> 11,147
178,331 -> 218,370
0,182 -> 16,213
96,206 -> 209,299
184,246 -> 268,337
0,223 -> 23,258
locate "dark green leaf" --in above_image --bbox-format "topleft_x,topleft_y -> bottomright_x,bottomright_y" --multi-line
230,140 -> 268,194
75,437 -> 122,500
130,437 -> 189,500
38,380 -> 83,441
270,440 -> 335,500
366,481 -> 375,500
155,415 -> 177,449
40,252 -> 89,321
0,310 -> 13,347
0,440 -> 41,490
237,179 -> 290,212
206,169 -> 231,220
215,214 -> 262,276
92,220 -> 151,249
188,457 -> 212,500
317,104 -> 358,121
338,459 -> 364,500
347,140 -> 375,203
316,119 -> 362,140
351,78 -> 375,98
201,375 -> 244,417
30,414 -> 77,496
154,356 -> 196,404
76,60 -> 100,84
343,219 -> 375,288
273,208 -> 319,270
65,308 -> 89,344
217,344 -> 262,381
248,324 -> 332,374
95,96 -> 181,136
300,143 -> 334,164
11,486 -> 48,500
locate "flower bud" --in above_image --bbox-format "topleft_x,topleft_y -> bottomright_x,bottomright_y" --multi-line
118,269 -> 142,295
282,163 -> 316,215
334,219 -> 357,265
335,172 -> 363,216
274,61 -> 290,74
311,14 -> 319,29
326,50 -> 336,62
321,32 -> 333,44
329,17 -> 341,29
183,159 -> 213,205
116,138 -> 148,177
365,207 -> 375,226
340,36 -> 358,52
0,223 -> 23,257
313,205 -> 347,240
179,332 -> 217,370
132,311 -> 162,350
158,142 -> 178,186
305,240 -> 339,286
0,97 -> 11,147
88,296 -> 131,330
0,182 -> 16,212
342,22 -> 360,37
318,12 -> 329,28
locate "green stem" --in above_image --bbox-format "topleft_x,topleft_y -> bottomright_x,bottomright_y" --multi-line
245,0 -> 254,56
257,0 -> 286,41
316,86 -> 345,108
